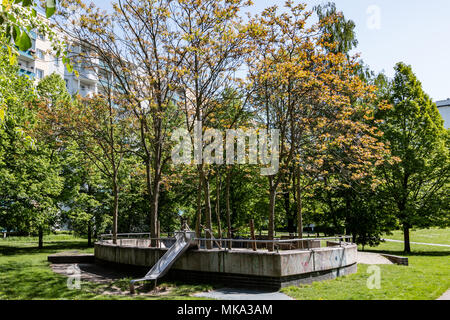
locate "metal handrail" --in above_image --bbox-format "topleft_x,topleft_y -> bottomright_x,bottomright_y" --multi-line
98,233 -> 353,250
193,236 -> 351,243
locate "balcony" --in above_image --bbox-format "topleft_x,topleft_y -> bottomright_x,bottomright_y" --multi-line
19,49 -> 35,61
78,68 -> 98,83
19,68 -> 35,79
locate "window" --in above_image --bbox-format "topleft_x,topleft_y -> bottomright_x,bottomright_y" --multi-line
36,69 -> 44,79
38,33 -> 45,41
36,49 -> 45,60
54,57 -> 59,67
64,79 -> 69,89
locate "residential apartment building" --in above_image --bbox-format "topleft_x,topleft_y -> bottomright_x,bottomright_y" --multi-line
18,31 -> 66,84
18,31 -> 101,97
437,99 -> 450,129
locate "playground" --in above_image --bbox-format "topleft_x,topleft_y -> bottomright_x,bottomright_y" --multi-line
0,229 -> 449,300
93,230 -> 357,292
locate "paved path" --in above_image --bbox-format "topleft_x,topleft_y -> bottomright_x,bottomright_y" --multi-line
382,239 -> 450,248
437,289 -> 450,300
194,288 -> 294,300
357,252 -> 393,265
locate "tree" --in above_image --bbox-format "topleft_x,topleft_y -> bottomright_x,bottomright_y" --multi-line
57,0 -> 189,246
36,74 -> 110,246
58,143 -> 111,246
0,50 -> 63,248
376,62 -> 450,252
37,72 -> 71,105
314,2 -> 358,56
0,0 -> 71,139
247,2 -> 389,250
0,0 -> 66,62
57,0 -> 251,247
173,0 -> 251,247
36,77 -> 131,244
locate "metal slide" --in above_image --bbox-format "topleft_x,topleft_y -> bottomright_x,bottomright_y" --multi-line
130,231 -> 195,293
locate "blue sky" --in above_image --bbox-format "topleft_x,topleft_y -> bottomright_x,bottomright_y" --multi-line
95,0 -> 450,101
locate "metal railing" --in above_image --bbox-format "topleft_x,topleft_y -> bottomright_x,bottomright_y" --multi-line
98,233 -> 353,252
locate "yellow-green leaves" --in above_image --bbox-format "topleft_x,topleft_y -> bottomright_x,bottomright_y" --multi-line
45,0 -> 56,18
16,30 -> 31,51
1,0 -> 60,57
0,104 -> 6,123
6,45 -> 16,64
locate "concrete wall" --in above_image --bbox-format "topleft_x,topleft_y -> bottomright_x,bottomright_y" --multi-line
95,242 -> 357,278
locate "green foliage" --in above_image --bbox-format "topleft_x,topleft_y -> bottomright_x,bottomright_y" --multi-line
0,0 -> 57,51
376,63 -> 449,228
37,72 -> 71,105
0,1 -> 448,254
315,2 -> 358,55
0,49 -> 63,237
373,63 -> 450,251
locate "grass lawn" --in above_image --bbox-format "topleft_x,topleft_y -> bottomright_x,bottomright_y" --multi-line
282,228 -> 450,300
383,228 -> 450,245
0,234 -> 211,300
1,229 -> 449,300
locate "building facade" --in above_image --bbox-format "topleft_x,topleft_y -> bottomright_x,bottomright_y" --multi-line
18,31 -> 101,97
437,99 -> 450,129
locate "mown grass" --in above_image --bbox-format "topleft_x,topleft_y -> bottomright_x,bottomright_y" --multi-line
0,235 -> 211,300
2,229 -> 449,300
282,228 -> 450,300
383,228 -> 450,245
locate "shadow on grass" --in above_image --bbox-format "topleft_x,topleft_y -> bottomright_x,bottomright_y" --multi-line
0,260 -> 100,299
0,241 -> 91,256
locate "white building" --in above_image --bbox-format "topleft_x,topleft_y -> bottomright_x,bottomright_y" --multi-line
437,99 -> 450,129
18,31 -> 102,97
18,31 -> 66,84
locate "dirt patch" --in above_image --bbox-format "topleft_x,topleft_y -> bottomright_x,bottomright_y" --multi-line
50,263 -> 174,297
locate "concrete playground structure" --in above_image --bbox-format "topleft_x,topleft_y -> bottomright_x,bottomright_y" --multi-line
95,235 -> 357,291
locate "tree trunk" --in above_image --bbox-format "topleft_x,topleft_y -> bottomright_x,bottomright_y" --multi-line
295,166 -> 303,239
268,185 -> 276,252
94,222 -> 98,239
403,224 -> 411,253
226,168 -> 232,248
250,219 -> 256,251
150,126 -> 163,247
87,185 -> 93,247
195,176 -> 203,238
87,220 -> 92,247
150,181 -> 160,247
38,227 -> 43,249
200,168 -> 213,249
283,184 -> 294,234
112,173 -> 119,245
215,172 -> 222,239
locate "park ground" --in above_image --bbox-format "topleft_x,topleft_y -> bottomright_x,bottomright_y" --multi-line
0,229 -> 449,300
